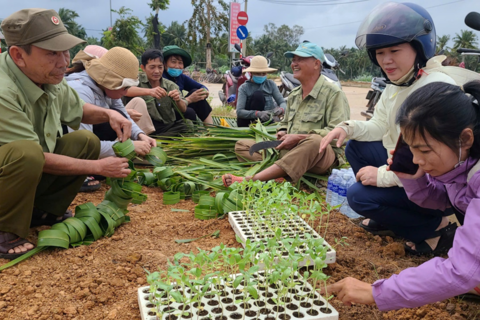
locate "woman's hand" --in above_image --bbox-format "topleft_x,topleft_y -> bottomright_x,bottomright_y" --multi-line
321,277 -> 375,306
386,150 -> 425,179
138,133 -> 157,147
319,127 -> 348,153
133,140 -> 152,156
356,166 -> 378,186
187,88 -> 209,103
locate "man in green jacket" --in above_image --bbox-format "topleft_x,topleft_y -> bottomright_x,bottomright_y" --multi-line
223,42 -> 350,186
0,9 -> 133,259
124,49 -> 190,136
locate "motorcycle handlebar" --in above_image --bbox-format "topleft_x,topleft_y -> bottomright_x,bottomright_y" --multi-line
457,48 -> 480,54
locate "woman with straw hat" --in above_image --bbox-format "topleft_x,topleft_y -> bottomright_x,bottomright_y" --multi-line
65,47 -> 156,160
236,56 -> 286,127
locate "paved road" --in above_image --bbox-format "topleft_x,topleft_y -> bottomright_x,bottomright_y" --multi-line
203,82 -> 370,121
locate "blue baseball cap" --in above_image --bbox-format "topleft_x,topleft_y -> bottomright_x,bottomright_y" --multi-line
284,42 -> 325,63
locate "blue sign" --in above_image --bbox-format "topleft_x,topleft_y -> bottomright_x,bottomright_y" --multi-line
236,26 -> 248,40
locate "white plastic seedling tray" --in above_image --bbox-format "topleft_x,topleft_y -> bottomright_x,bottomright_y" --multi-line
228,211 -> 336,265
138,271 -> 339,320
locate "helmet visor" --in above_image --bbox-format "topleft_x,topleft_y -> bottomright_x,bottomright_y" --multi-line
356,2 -> 432,49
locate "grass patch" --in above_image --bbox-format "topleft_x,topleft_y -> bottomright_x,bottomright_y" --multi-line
211,105 -> 236,117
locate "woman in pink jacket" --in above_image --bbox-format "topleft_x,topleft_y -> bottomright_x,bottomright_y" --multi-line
324,80 -> 480,310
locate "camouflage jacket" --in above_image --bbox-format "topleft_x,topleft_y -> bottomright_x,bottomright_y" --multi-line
278,74 -> 350,160
125,73 -> 188,124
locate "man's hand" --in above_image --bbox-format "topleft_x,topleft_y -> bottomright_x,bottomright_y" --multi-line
138,133 -> 157,147
187,88 -> 209,103
95,157 -> 131,178
126,109 -> 142,122
356,166 -> 378,186
319,127 -> 348,153
321,277 -> 375,306
150,87 -> 167,99
168,89 -> 182,103
133,140 -> 152,156
108,110 -> 132,142
276,134 -> 303,150
276,130 -> 287,140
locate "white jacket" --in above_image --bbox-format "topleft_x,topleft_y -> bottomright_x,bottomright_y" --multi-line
338,57 -> 458,187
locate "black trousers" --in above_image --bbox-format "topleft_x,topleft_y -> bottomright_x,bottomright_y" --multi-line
237,90 -> 266,127
175,89 -> 213,122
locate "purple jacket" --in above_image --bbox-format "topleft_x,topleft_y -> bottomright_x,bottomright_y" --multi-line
372,157 -> 480,310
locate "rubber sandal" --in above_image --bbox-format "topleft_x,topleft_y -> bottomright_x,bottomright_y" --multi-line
30,208 -> 73,228
0,232 -> 35,260
405,222 -> 458,256
222,174 -> 244,187
358,219 -> 396,237
79,176 -> 101,192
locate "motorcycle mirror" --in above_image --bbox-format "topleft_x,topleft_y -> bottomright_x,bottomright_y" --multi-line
266,52 -> 274,59
234,44 -> 241,52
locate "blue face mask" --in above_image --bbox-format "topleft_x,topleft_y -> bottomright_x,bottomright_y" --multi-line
252,75 -> 267,84
167,68 -> 183,78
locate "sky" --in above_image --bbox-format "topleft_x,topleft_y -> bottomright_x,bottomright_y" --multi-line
1,0 -> 479,50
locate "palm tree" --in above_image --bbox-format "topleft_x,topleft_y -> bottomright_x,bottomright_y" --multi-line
163,21 -> 187,47
453,30 -> 478,49
58,8 -> 87,58
187,0 -> 229,70
436,35 -> 451,54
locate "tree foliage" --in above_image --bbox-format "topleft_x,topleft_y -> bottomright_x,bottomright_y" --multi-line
58,8 -> 87,57
187,0 -> 229,69
102,7 -> 144,56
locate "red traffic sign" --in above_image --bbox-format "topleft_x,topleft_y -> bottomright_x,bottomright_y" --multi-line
237,11 -> 249,25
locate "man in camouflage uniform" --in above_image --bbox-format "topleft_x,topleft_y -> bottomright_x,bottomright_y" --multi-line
223,42 -> 350,186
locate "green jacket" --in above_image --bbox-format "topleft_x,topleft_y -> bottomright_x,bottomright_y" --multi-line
130,73 -> 188,124
279,75 -> 350,158
0,52 -> 84,152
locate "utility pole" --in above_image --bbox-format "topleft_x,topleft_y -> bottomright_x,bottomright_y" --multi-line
110,0 -> 113,27
242,0 -> 247,57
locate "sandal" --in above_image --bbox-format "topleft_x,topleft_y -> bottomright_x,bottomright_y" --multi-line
30,208 -> 73,228
79,176 -> 101,192
222,174 -> 244,187
358,219 -> 396,237
405,222 -> 458,256
458,287 -> 480,301
0,232 -> 35,260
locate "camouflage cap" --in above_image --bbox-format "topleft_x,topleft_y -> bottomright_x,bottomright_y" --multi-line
1,8 -> 85,51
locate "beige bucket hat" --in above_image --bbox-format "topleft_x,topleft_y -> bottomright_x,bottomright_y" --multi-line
243,56 -> 277,73
80,47 -> 140,90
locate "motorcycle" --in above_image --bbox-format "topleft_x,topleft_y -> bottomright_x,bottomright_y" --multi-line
278,52 -> 344,98
362,77 -> 386,120
219,44 -> 274,107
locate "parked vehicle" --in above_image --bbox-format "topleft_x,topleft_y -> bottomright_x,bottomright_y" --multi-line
278,52 -> 344,98
362,77 -> 386,120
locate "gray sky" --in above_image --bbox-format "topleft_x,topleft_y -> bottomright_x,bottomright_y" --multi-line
2,0 -> 479,50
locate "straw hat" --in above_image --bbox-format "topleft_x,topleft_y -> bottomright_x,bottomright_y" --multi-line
83,47 -> 139,90
243,56 -> 277,73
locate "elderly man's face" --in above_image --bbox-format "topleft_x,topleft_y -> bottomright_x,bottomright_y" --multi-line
290,55 -> 321,82
13,45 -> 70,85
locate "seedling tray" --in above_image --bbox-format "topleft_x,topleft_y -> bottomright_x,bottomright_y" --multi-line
138,271 -> 338,320
228,211 -> 336,265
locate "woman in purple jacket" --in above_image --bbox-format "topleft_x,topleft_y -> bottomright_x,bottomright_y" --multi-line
324,80 -> 480,310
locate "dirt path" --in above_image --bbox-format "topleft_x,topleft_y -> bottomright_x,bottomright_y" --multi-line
1,185 -> 478,320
